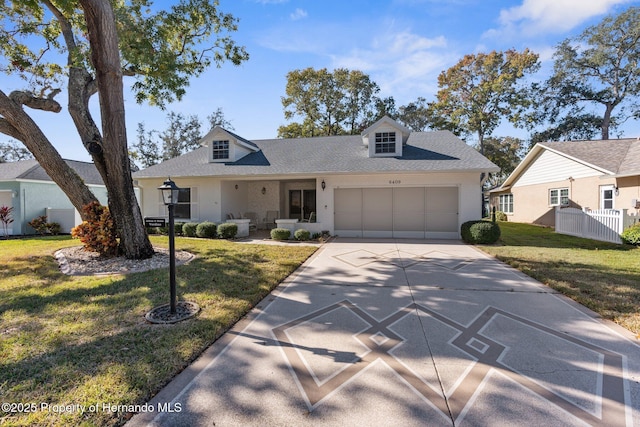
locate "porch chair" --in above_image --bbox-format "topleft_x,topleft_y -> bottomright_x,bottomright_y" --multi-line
302,211 -> 316,223
263,210 -> 279,229
243,212 -> 258,232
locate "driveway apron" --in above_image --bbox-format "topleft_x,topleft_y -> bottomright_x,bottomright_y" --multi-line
127,238 -> 640,427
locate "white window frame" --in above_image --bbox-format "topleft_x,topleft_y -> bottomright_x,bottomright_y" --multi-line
374,132 -> 396,154
498,194 -> 513,214
159,187 -> 198,220
600,185 -> 615,210
549,188 -> 569,207
211,140 -> 230,160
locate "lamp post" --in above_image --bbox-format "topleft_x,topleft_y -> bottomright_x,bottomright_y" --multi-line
158,177 -> 180,315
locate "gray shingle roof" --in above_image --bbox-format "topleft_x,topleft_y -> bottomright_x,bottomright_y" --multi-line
134,130 -> 499,179
540,139 -> 640,175
0,159 -> 104,185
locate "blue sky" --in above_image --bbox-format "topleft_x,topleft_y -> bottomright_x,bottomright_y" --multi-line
3,0 -> 639,162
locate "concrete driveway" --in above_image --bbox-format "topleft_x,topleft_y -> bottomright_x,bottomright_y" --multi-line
128,238 -> 640,427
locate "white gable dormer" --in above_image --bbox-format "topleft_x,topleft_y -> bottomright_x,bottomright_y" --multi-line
201,126 -> 260,163
361,116 -> 411,158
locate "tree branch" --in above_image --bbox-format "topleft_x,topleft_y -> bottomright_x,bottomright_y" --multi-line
8,90 -> 62,112
0,118 -> 26,141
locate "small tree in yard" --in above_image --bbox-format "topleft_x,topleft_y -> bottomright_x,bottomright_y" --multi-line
71,202 -> 119,257
0,206 -> 13,237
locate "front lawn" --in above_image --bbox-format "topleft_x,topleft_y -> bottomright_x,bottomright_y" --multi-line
477,222 -> 640,337
0,236 -> 316,426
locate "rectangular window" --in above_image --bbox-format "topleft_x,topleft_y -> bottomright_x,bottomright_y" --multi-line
212,140 -> 229,160
375,132 -> 396,154
174,188 -> 191,219
600,185 -> 614,209
498,194 -> 513,214
549,188 -> 569,206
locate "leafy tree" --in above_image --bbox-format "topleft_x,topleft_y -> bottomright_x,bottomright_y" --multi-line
397,97 -> 432,131
528,114 -> 608,147
481,136 -> 525,188
0,0 -> 248,258
133,108 -> 232,168
429,49 -> 540,154
0,140 -> 34,162
279,68 -> 383,137
537,7 -> 640,140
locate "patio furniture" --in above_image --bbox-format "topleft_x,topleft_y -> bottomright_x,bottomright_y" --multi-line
263,210 -> 279,229
302,211 -> 316,223
243,212 -> 258,232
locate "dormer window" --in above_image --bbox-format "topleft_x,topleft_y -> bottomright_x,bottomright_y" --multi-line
211,140 -> 230,160
375,132 -> 396,154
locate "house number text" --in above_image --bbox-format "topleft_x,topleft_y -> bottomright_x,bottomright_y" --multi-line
388,180 -> 401,184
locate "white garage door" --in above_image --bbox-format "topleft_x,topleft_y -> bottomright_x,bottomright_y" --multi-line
334,187 -> 459,238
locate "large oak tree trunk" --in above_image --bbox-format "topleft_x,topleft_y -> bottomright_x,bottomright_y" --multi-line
0,90 -> 99,214
79,0 -> 154,259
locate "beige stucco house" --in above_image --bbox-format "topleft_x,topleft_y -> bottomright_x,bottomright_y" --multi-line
133,117 -> 499,239
490,138 -> 640,226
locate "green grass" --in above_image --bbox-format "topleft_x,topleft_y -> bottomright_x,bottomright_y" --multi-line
477,222 -> 640,337
0,236 -> 316,426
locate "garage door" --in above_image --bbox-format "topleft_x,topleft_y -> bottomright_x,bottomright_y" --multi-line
334,187 -> 458,238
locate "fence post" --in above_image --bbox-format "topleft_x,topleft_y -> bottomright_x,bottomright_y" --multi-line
620,209 -> 628,233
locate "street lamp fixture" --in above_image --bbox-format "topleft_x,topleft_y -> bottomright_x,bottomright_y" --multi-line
158,177 -> 179,315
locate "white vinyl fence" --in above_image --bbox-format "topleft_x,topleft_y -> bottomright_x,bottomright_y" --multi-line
555,207 -> 639,244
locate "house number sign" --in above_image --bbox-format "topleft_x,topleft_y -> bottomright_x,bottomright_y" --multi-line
388,180 -> 401,184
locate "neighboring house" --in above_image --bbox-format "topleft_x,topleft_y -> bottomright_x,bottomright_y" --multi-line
0,159 -> 108,235
133,116 -> 499,239
490,138 -> 640,226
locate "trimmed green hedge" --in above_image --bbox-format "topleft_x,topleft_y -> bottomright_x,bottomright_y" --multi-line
182,222 -> 198,237
621,223 -> 640,245
294,229 -> 311,241
270,228 -> 291,241
461,220 -> 501,244
196,221 -> 217,238
217,222 -> 238,239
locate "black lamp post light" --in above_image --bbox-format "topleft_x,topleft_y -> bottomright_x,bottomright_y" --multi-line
145,177 -> 199,324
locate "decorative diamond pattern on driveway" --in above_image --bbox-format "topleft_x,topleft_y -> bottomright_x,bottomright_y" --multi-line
273,301 -> 628,426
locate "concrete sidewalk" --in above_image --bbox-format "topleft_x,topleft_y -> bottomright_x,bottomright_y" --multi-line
127,239 -> 640,426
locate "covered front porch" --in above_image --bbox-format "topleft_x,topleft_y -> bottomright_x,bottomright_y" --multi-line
220,178 -> 326,235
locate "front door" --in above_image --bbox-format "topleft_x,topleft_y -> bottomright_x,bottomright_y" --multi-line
600,185 -> 615,209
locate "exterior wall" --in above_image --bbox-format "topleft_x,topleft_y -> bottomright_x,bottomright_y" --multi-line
247,181 -> 281,226
513,150 -> 602,187
618,175 -> 640,215
0,181 -> 108,234
221,181 -> 248,219
0,189 -> 15,235
137,177 -> 222,223
491,175 -> 618,226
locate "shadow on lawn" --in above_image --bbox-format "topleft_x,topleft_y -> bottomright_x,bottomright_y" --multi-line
0,245 -> 304,425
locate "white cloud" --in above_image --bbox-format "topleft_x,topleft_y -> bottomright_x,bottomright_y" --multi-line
489,0 -> 633,37
290,8 -> 308,21
331,31 -> 455,102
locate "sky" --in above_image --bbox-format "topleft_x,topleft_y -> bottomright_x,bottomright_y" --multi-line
2,0 -> 640,162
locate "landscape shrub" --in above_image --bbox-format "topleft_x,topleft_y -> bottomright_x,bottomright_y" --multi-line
217,222 -> 238,239
621,223 -> 640,245
174,223 -> 184,235
495,211 -> 508,222
270,227 -> 290,240
196,221 -> 217,238
294,229 -> 311,241
71,202 -> 119,256
182,222 -> 198,237
47,222 -> 61,235
461,220 -> 501,244
28,215 -> 50,235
